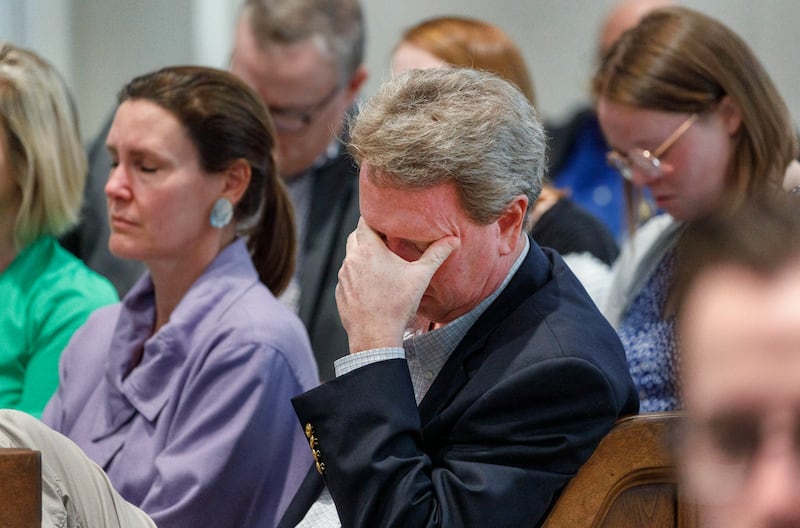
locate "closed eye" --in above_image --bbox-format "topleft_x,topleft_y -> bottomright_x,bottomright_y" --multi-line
135,160 -> 158,173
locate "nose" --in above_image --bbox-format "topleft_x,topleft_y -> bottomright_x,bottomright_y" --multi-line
105,163 -> 132,202
627,165 -> 655,188
746,439 -> 800,525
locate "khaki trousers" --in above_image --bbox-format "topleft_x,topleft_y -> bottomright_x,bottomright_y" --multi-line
0,409 -> 156,528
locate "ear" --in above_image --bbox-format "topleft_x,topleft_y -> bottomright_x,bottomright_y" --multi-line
717,95 -> 743,136
221,158 -> 252,205
343,66 -> 368,103
496,195 -> 529,255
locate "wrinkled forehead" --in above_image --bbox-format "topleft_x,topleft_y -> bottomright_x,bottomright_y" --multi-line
681,266 -> 800,411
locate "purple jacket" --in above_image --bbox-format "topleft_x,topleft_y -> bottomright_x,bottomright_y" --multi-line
43,239 -> 319,528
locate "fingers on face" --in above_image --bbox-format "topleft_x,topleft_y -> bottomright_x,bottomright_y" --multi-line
428,236 -> 460,264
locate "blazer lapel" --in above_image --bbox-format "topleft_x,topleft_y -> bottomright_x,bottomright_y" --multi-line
418,340 -> 474,426
418,238 -> 551,426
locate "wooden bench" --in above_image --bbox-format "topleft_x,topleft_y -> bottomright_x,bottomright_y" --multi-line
541,412 -> 698,528
0,448 -> 41,527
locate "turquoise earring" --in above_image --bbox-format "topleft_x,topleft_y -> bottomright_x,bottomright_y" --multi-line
210,197 -> 233,228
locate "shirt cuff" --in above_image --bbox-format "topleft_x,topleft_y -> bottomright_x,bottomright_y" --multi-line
334,348 -> 406,377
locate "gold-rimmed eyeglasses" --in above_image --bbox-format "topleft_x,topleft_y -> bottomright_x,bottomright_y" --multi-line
606,113 -> 698,181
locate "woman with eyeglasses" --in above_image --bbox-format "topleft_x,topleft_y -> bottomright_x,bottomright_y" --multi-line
593,6 -> 797,412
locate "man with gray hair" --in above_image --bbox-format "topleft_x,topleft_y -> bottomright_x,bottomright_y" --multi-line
231,0 -> 367,380
279,69 -> 638,527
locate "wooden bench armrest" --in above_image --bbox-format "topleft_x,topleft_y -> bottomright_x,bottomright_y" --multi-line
0,448 -> 42,528
541,412 -> 697,528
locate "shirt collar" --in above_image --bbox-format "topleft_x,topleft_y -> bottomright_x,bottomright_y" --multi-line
404,236 -> 530,401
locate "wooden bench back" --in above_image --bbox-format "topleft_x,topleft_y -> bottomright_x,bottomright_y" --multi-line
541,412 -> 698,528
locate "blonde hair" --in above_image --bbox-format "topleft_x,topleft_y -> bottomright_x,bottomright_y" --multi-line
0,43 -> 86,247
349,68 -> 545,224
593,6 -> 797,229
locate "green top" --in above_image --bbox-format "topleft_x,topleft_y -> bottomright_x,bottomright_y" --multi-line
0,236 -> 118,417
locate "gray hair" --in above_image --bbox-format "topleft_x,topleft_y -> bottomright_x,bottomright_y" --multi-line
241,0 -> 364,80
349,68 -> 545,224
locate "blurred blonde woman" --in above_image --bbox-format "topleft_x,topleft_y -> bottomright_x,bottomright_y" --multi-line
0,43 -> 117,417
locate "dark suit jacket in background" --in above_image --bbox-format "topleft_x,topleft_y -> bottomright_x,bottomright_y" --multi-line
298,149 -> 360,381
531,195 -> 619,265
279,240 -> 639,527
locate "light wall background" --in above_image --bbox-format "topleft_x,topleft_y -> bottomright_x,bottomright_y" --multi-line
1,1 -> 797,144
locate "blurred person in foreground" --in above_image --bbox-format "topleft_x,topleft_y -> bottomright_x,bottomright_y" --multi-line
43,65 -> 318,528
277,68 -> 637,528
0,43 -> 117,418
676,192 -> 800,527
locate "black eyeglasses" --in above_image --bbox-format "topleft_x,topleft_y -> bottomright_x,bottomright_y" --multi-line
606,113 -> 697,181
267,84 -> 343,133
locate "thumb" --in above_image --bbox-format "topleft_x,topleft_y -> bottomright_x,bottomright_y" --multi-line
414,235 -> 460,275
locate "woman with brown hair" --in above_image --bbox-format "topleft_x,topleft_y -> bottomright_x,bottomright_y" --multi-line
594,6 -> 797,412
42,65 -> 318,527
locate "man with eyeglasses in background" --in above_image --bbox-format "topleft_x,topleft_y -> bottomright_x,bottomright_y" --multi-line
229,0 -> 367,380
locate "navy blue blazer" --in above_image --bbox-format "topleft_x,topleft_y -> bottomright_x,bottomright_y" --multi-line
279,239 -> 638,527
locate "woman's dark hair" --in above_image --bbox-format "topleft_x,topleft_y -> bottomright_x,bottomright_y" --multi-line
118,65 -> 295,295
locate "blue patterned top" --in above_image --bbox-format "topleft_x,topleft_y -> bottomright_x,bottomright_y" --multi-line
617,249 -> 679,412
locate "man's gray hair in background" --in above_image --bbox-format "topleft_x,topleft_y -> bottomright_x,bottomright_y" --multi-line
241,0 -> 364,80
349,68 -> 546,224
